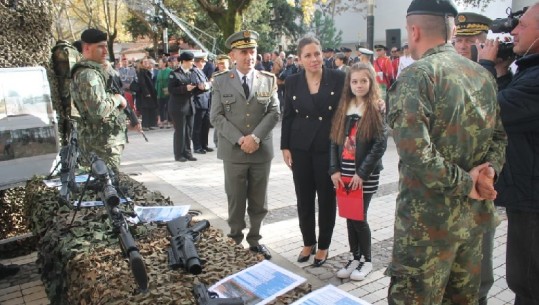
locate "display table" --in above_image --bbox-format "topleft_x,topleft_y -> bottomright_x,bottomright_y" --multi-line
21,175 -> 310,305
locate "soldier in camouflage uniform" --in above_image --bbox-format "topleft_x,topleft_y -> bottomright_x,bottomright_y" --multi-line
70,29 -> 130,173
385,0 -> 507,304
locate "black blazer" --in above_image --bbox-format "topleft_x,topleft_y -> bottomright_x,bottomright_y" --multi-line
281,67 -> 346,152
168,68 -> 195,115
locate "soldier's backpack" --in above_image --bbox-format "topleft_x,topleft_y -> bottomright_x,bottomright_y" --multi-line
51,40 -> 81,116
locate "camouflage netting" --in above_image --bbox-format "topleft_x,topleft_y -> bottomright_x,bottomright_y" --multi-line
0,186 -> 30,239
0,0 -> 68,143
25,175 -> 310,304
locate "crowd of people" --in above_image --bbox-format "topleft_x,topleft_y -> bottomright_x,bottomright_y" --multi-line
3,1 -> 538,304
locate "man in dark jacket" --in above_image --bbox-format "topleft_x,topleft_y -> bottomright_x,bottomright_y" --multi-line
494,4 -> 539,304
192,54 -> 213,154
168,51 -> 197,162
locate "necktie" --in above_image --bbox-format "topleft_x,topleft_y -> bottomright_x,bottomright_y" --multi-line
242,75 -> 250,98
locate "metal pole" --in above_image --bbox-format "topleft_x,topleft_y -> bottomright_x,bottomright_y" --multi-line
367,0 -> 374,63
163,27 -> 169,54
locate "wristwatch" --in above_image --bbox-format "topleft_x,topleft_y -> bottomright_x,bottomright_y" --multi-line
250,134 -> 260,144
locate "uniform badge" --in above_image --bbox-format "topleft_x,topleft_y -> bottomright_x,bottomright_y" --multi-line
256,92 -> 270,98
225,105 -> 231,112
458,14 -> 466,23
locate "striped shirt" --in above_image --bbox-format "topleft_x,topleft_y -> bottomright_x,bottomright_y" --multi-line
341,114 -> 380,194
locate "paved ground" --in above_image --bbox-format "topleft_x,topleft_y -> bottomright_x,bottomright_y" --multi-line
0,124 -> 515,305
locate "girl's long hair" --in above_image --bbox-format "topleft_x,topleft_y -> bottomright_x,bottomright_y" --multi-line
330,63 -> 384,145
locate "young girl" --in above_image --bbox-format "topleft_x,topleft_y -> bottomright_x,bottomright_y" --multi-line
329,63 -> 388,281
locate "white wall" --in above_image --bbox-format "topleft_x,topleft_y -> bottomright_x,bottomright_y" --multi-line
332,0 -> 515,47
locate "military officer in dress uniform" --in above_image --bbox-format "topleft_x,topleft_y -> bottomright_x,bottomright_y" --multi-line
454,12 -> 492,61
209,30 -> 280,259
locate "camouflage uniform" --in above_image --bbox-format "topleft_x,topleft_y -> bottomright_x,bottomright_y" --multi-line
385,44 -> 506,305
70,59 -> 127,172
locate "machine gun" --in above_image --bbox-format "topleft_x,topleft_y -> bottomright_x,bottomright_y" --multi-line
193,283 -> 244,305
58,123 -> 80,204
56,127 -> 149,292
86,153 -> 149,292
167,215 -> 210,275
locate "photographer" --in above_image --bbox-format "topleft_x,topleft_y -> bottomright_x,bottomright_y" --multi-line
490,4 -> 539,304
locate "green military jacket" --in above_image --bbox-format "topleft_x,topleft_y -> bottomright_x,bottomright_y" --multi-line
70,59 -> 127,168
209,68 -> 280,163
387,44 -> 507,247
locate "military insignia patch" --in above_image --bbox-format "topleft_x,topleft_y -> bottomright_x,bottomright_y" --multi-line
458,14 -> 466,23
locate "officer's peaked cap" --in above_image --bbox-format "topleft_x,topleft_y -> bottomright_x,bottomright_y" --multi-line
456,12 -> 492,36
225,30 -> 259,50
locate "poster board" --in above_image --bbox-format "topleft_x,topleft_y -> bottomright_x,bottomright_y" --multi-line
0,67 -> 59,189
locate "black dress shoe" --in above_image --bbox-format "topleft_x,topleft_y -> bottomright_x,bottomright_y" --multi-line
297,244 -> 317,262
250,244 -> 272,260
312,250 -> 328,267
184,155 -> 197,161
176,157 -> 187,162
194,149 -> 206,154
203,147 -> 214,152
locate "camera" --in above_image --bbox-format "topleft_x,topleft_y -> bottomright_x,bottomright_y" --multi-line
488,7 -> 528,60
470,7 -> 527,61
490,7 -> 527,34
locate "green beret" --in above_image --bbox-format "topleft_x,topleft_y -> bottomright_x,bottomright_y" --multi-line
456,12 -> 492,36
407,0 -> 458,17
225,30 -> 259,49
81,28 -> 107,44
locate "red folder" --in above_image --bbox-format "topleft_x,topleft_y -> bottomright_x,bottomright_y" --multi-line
336,177 -> 364,220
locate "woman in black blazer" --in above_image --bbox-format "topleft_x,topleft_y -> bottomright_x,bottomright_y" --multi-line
281,36 -> 346,267
136,58 -> 158,130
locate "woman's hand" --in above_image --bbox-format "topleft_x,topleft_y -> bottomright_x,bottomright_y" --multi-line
350,174 -> 363,191
282,149 -> 293,169
331,172 -> 344,189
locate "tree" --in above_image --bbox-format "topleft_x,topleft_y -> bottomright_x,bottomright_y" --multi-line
193,0 -> 253,40
309,10 -> 342,49
50,0 -> 129,62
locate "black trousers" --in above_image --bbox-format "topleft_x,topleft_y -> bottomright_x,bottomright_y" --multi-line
507,210 -> 539,305
291,149 -> 336,250
346,192 -> 374,261
158,97 -> 169,122
193,108 -> 210,150
140,107 -> 157,128
169,108 -> 193,159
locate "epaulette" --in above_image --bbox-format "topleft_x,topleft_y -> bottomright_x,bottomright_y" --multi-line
259,70 -> 276,78
212,70 -> 229,78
